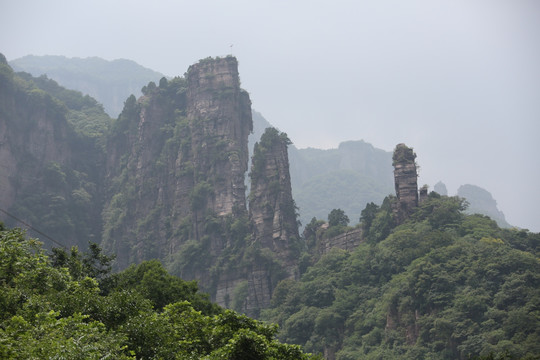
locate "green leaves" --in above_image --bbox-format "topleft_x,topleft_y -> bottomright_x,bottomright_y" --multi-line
264,195 -> 540,359
0,227 -> 316,359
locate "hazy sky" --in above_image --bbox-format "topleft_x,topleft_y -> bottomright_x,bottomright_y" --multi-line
1,0 -> 539,231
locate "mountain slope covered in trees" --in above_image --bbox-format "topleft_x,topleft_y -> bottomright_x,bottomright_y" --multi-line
262,193 -> 539,359
0,54 -> 109,250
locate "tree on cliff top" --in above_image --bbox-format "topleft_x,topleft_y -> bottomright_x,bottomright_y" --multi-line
392,143 -> 416,166
328,208 -> 350,228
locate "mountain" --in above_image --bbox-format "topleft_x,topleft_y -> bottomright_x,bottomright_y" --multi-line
9,55 -> 513,230
457,184 -> 511,228
0,53 -> 109,249
0,54 -> 300,316
262,144 -> 540,360
1,54 -> 538,359
9,55 -> 164,117
289,141 -> 394,228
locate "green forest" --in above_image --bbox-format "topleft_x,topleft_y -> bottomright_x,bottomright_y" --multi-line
263,194 -> 540,359
0,224 -> 319,359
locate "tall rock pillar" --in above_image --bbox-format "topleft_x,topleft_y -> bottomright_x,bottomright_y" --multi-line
245,127 -> 300,314
186,56 -> 253,220
392,143 -> 418,224
249,127 -> 299,259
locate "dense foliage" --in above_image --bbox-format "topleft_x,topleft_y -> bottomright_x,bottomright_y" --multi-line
263,195 -> 540,359
0,56 -> 109,250
0,225 -> 318,359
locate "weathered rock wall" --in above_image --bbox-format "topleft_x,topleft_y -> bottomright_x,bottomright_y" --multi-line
318,228 -> 363,255
0,69 -> 70,210
187,57 -> 252,218
392,143 -> 419,224
0,57 -> 105,249
101,57 -> 254,295
249,128 -> 299,259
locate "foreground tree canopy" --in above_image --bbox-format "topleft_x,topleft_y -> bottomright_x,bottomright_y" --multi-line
0,224 -> 319,359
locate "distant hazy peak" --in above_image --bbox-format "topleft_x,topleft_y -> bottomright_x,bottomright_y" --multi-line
433,181 -> 448,196
9,55 -> 165,118
457,184 -> 511,228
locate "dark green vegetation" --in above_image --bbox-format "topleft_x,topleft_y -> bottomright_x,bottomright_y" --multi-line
263,194 -> 540,359
0,225 -> 318,359
0,54 -> 108,250
9,55 -> 164,117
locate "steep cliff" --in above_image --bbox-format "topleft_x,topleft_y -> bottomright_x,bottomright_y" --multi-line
186,57 -> 252,222
0,54 -> 106,249
234,127 -> 301,313
100,57 -> 262,311
392,143 -> 419,224
249,128 -> 300,263
102,57 -> 253,274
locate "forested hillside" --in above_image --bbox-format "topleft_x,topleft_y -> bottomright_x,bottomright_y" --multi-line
262,193 -> 540,359
9,55 -> 164,117
289,141 -> 394,228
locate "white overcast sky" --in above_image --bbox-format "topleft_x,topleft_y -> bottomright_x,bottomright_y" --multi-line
1,0 -> 539,231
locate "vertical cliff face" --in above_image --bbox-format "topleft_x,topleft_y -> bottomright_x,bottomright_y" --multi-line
186,56 -> 252,226
0,56 -> 70,208
392,143 -> 418,224
0,56 -> 105,249
249,127 -> 299,261
101,57 -> 253,285
239,127 -> 300,313
103,84 -> 190,268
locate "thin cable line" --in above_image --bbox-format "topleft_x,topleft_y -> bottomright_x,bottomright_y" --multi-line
0,208 -> 67,249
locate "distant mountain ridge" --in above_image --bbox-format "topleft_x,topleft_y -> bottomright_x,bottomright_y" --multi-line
458,184 -> 511,228
9,55 -> 164,117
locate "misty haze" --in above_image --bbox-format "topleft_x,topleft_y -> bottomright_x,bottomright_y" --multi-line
0,1 -> 539,359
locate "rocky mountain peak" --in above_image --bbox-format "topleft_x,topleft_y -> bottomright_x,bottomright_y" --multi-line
392,143 -> 419,224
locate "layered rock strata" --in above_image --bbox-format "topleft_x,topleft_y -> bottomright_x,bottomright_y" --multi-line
318,228 -> 363,255
392,143 -> 419,224
186,57 -> 252,219
242,127 -> 300,313
102,57 -> 253,272
249,127 -> 299,262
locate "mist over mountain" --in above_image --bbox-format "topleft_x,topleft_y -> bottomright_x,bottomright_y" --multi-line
458,184 -> 511,228
9,55 -> 514,230
10,55 -> 164,117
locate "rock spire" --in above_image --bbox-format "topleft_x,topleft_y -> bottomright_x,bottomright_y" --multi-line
392,143 -> 419,224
